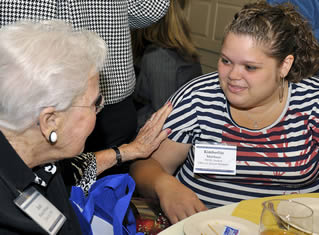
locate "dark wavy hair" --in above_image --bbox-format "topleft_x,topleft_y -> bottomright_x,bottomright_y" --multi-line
224,1 -> 319,82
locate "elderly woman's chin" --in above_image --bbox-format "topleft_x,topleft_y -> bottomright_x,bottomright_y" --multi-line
70,144 -> 86,157
58,143 -> 87,161
77,145 -> 85,155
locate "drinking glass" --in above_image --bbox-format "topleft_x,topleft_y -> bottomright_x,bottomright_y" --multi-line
259,199 -> 313,235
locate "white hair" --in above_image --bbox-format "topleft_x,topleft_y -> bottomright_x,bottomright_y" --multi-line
0,20 -> 107,132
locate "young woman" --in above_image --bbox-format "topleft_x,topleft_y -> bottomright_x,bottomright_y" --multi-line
130,1 -> 319,224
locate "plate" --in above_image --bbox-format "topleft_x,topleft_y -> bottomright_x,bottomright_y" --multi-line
183,213 -> 258,235
292,197 -> 319,235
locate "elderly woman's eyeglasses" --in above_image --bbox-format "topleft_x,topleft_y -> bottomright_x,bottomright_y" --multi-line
72,94 -> 105,114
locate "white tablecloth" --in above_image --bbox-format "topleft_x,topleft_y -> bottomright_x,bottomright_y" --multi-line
158,203 -> 238,235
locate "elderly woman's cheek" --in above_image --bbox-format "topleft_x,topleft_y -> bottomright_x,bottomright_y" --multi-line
71,113 -> 96,146
81,113 -> 97,139
88,115 -> 97,136
73,115 -> 96,155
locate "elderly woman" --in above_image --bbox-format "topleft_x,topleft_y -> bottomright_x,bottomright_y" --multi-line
0,20 -> 171,234
130,1 -> 319,224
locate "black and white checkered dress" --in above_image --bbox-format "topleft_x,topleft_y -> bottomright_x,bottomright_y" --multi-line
1,0 -> 170,104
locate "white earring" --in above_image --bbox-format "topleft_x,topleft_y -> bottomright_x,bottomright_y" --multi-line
49,131 -> 57,144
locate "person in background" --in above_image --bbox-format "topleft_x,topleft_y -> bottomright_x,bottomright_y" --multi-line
130,1 -> 319,224
0,19 -> 171,234
1,0 -> 171,178
132,0 -> 202,129
267,0 -> 319,42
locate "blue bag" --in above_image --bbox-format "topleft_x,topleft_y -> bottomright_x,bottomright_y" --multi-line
69,174 -> 143,235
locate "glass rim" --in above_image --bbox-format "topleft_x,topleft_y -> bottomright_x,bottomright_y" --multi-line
262,199 -> 314,218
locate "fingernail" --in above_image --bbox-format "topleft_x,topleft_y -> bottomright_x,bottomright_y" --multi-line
167,101 -> 172,107
166,128 -> 172,134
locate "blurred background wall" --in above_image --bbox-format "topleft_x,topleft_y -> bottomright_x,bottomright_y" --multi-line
185,0 -> 256,73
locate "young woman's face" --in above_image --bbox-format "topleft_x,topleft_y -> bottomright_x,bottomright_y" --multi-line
218,33 -> 283,109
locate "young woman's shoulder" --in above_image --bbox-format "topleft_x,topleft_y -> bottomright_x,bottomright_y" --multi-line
294,76 -> 319,91
169,71 -> 221,104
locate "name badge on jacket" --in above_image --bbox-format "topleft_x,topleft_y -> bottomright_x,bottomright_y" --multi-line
14,186 -> 66,235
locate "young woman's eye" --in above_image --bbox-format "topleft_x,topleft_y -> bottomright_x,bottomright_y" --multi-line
245,65 -> 257,71
220,57 -> 231,65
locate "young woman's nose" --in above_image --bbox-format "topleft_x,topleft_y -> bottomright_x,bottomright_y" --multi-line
228,65 -> 242,81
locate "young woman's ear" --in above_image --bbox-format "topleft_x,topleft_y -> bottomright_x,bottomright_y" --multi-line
280,54 -> 294,77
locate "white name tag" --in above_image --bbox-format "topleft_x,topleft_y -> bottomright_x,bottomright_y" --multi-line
14,187 -> 66,235
194,143 -> 237,175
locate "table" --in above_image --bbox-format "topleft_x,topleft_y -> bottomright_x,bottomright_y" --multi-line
158,193 -> 319,235
158,203 -> 237,235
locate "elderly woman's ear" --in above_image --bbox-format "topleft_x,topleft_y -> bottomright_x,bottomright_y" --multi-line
38,107 -> 60,144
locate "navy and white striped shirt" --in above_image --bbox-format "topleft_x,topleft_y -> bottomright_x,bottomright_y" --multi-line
164,72 -> 319,208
